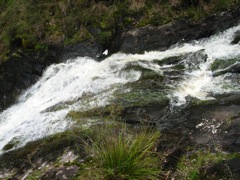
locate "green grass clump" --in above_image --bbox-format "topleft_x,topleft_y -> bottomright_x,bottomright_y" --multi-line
176,148 -> 239,179
80,128 -> 160,179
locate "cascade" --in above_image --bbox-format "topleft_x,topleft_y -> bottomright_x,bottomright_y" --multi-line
1,24 -> 240,154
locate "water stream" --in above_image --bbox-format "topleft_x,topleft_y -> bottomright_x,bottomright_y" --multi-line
1,24 -> 240,154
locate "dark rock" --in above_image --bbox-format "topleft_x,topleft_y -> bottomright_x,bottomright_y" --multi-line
162,149 -> 184,171
112,7 -> 240,54
231,30 -> 240,44
167,102 -> 240,150
220,116 -> 240,152
202,158 -> 240,179
0,47 -> 61,112
61,41 -> 100,61
122,105 -> 168,125
41,166 -> 79,180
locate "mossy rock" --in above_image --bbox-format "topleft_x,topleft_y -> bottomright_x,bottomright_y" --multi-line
210,57 -> 240,71
68,90 -> 168,122
189,97 -> 217,107
113,90 -> 169,108
68,104 -> 124,122
154,55 -> 187,66
2,138 -> 20,151
0,127 -> 88,169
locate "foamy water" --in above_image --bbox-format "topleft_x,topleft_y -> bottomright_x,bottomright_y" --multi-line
171,24 -> 240,105
1,24 -> 240,153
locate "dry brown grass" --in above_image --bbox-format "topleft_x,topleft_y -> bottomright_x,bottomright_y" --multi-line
129,0 -> 146,11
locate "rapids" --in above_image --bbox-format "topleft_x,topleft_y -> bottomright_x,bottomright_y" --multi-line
1,24 -> 240,154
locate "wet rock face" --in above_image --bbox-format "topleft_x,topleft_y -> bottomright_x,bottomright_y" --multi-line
0,42 -> 101,111
186,104 -> 240,149
157,93 -> 240,149
0,48 -> 60,112
61,41 -> 100,62
117,7 -> 240,54
231,30 -> 240,44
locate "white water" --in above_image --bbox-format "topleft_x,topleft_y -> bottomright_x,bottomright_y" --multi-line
171,24 -> 240,105
1,24 -> 240,153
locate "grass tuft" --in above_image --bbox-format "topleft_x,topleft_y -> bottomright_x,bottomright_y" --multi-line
80,127 -> 160,179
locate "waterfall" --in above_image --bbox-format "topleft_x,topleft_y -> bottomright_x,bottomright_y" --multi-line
1,24 -> 240,154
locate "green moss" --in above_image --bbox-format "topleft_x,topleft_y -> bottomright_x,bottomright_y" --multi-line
34,43 -> 48,51
27,169 -> 46,180
2,138 -> 20,151
213,0 -> 232,11
96,31 -> 112,45
68,104 -> 124,122
114,90 -> 169,108
210,58 -> 240,71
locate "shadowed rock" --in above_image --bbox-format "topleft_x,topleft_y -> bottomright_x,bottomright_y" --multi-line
231,30 -> 240,44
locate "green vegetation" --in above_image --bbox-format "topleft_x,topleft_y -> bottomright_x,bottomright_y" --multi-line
175,148 -> 240,179
1,118 -> 239,179
114,90 -> 169,108
27,169 -> 46,180
68,104 -> 124,123
210,57 -> 240,71
76,125 -> 161,179
1,0 -> 239,63
0,121 -> 161,180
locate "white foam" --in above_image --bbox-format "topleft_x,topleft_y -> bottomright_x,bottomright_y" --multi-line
171,24 -> 240,106
1,24 -> 240,153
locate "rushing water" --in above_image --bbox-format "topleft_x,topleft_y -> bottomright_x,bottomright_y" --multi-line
1,24 -> 240,154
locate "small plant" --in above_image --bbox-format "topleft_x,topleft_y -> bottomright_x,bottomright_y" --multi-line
176,148 -> 239,180
27,169 -> 45,180
80,126 -> 161,179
